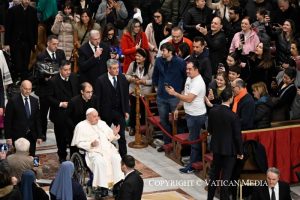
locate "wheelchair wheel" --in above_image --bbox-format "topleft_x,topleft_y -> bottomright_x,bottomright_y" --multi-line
71,152 -> 87,186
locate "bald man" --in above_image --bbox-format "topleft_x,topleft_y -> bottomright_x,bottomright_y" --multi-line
78,29 -> 110,87
4,80 -> 43,156
71,108 -> 124,198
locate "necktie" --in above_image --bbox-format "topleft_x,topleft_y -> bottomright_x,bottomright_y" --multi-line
224,5 -> 227,19
271,187 -> 276,200
113,76 -> 117,89
94,46 -> 98,53
52,52 -> 56,60
24,97 -> 30,118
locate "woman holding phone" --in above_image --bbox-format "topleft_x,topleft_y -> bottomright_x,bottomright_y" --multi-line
120,18 -> 149,73
125,48 -> 153,136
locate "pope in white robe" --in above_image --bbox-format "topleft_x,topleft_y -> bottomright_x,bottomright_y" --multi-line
71,108 -> 124,188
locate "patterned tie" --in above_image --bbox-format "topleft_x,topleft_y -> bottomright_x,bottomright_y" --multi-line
24,97 -> 30,118
113,76 -> 117,89
271,187 -> 276,200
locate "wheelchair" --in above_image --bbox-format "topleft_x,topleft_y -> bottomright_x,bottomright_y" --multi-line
70,148 -> 120,199
70,149 -> 94,196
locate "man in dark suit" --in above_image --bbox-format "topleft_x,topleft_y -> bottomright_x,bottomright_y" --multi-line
116,155 -> 144,200
36,35 -> 66,141
4,0 -> 38,80
67,82 -> 97,155
207,87 -> 244,200
252,167 -> 292,200
95,59 -> 129,158
78,29 -> 110,87
48,60 -> 79,162
4,80 -> 42,156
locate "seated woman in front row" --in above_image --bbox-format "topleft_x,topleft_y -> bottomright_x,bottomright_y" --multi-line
251,82 -> 273,129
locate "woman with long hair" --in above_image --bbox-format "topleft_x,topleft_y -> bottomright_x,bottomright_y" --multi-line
206,71 -> 230,107
51,2 -> 75,60
251,82 -> 273,129
125,48 -> 153,135
145,9 -> 166,64
120,18 -> 149,73
266,19 -> 297,68
74,9 -> 101,48
247,42 -> 274,91
102,23 -> 123,65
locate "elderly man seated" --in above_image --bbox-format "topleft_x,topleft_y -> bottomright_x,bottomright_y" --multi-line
71,108 -> 124,197
6,138 -> 42,183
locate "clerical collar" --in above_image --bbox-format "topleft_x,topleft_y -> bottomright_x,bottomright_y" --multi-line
60,74 -> 69,81
125,169 -> 135,179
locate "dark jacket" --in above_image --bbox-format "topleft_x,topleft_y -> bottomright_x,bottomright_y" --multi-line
272,82 -> 296,121
189,48 -> 212,86
48,73 -> 79,123
4,94 -> 42,140
266,25 -> 292,64
152,55 -> 186,99
4,4 -> 38,48
116,171 -> 144,200
0,186 -> 21,200
35,49 -> 66,97
78,42 -> 110,87
67,94 -> 98,130
251,181 -> 292,200
95,73 -> 129,125
236,93 -> 255,130
271,5 -> 300,33
254,96 -> 273,129
183,5 -> 214,39
208,104 -> 243,156
204,30 -> 227,74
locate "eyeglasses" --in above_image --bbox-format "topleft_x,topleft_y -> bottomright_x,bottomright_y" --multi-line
153,15 -> 161,18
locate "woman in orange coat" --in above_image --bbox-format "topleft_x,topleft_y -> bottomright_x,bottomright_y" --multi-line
120,18 -> 149,73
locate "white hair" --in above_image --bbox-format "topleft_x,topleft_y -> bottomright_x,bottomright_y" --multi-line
14,137 -> 30,152
90,29 -> 100,38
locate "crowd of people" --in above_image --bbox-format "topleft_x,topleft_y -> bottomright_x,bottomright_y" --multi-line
0,0 -> 299,199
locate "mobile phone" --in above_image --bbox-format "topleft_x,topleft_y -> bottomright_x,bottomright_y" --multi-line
132,74 -> 140,79
164,82 -> 170,87
200,23 -> 206,28
33,156 -> 39,167
0,143 -> 8,152
298,86 -> 300,89
240,34 -> 244,42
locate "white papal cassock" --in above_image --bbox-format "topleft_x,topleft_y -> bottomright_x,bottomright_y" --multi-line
71,119 -> 124,188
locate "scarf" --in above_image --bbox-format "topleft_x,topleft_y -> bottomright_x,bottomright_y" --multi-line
172,38 -> 183,54
232,87 -> 247,113
0,50 -> 13,86
134,32 -> 142,45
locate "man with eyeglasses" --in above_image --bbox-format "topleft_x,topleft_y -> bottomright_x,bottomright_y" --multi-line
231,78 -> 255,130
67,82 -> 98,156
167,27 -> 193,55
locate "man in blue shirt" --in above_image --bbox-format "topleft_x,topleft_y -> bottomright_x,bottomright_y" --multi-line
152,43 -> 186,152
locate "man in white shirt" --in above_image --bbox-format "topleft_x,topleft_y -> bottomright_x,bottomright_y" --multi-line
166,59 -> 207,173
251,167 -> 292,200
71,108 -> 124,197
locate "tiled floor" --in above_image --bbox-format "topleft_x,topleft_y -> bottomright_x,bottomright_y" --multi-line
1,123 -> 300,200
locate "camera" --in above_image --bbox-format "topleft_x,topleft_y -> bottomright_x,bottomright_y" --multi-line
33,156 -> 39,167
62,14 -> 70,22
